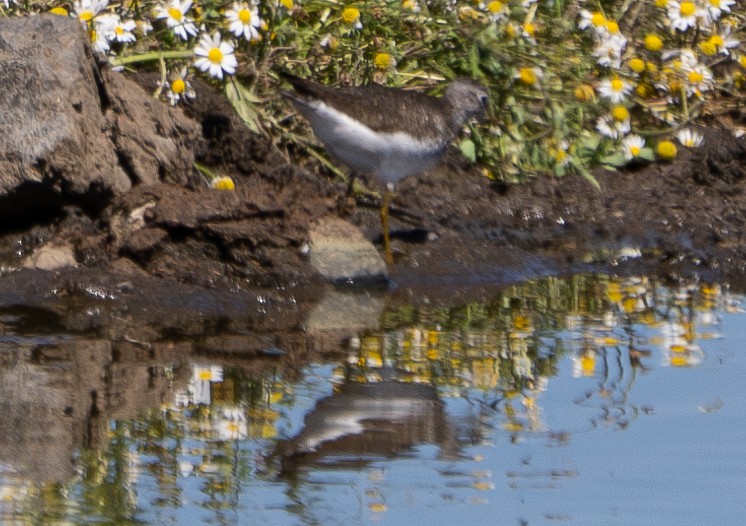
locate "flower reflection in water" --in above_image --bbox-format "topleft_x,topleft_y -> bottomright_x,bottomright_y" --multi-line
0,274 -> 740,525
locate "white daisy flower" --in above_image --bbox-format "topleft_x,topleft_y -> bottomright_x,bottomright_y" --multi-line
551,140 -> 571,167
677,129 -> 704,148
707,27 -> 740,56
578,9 -> 606,33
592,34 -> 627,69
667,1 -> 702,32
156,0 -> 199,40
164,67 -> 196,105
225,2 -> 263,42
91,13 -> 119,53
702,0 -> 735,23
319,33 -> 335,48
105,17 -> 137,43
481,0 -> 508,22
72,0 -> 108,23
91,28 -> 111,54
194,31 -> 238,79
598,77 -> 632,103
678,48 -> 699,68
683,63 -> 713,97
596,111 -> 631,139
622,135 -> 646,160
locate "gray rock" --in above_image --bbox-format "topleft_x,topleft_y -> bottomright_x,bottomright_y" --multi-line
0,15 -> 199,203
308,217 -> 388,281
0,16 -> 130,195
22,242 -> 78,270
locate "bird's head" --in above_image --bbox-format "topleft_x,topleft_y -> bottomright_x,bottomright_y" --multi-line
445,79 -> 490,124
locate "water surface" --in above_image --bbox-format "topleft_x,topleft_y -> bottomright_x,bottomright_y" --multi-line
0,274 -> 743,525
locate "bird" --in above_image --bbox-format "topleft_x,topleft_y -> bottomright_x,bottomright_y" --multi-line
280,72 -> 489,263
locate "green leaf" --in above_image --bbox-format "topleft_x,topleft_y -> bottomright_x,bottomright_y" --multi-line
225,80 -> 263,135
638,147 -> 656,161
460,139 -> 477,162
579,169 -> 601,190
600,152 -> 627,167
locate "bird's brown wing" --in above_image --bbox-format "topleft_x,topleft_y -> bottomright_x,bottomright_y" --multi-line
280,73 -> 450,141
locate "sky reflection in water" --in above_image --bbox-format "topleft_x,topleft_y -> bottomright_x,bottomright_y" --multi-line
0,275 -> 744,525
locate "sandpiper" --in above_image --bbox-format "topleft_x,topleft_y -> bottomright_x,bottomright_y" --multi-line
281,72 -> 489,263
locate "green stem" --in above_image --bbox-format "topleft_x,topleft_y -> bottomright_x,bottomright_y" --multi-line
110,50 -> 194,67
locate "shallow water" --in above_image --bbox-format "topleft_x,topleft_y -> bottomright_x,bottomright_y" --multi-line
0,274 -> 744,525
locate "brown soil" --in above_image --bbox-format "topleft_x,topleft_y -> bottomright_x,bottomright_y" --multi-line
179,76 -> 746,292
2,68 -> 745,330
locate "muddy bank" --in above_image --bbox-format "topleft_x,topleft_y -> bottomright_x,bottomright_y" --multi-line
1,15 -> 745,321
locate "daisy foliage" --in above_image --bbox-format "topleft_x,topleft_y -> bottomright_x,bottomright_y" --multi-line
5,0 -> 744,185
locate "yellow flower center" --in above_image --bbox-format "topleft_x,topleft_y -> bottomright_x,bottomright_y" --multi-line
709,0 -> 720,6
605,20 -> 619,33
342,7 -> 360,24
280,0 -> 293,8
518,68 -> 537,86
239,8 -> 252,24
402,0 -> 416,9
611,78 -> 624,92
211,177 -> 236,190
644,34 -> 663,52
171,78 -> 186,94
50,6 -> 69,15
523,22 -> 536,35
740,56 -> 746,68
573,84 -> 595,101
709,35 -> 724,47
591,12 -> 606,26
680,1 -> 696,16
635,83 -> 653,98
168,7 -> 183,21
325,35 -> 339,50
611,106 -> 629,122
506,22 -> 518,37
487,1 -> 503,14
629,58 -> 645,73
630,146 -> 641,157
208,47 -> 224,64
374,53 -> 393,69
656,141 -> 677,160
688,71 -> 704,83
79,10 -> 94,21
555,150 -> 567,162
699,41 -> 717,56
655,0 -> 668,6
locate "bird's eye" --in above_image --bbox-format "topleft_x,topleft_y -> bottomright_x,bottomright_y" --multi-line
479,94 -> 489,107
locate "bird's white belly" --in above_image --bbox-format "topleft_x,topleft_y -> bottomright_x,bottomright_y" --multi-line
302,102 -> 444,186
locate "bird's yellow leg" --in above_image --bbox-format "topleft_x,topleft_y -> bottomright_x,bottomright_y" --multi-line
380,187 -> 393,264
